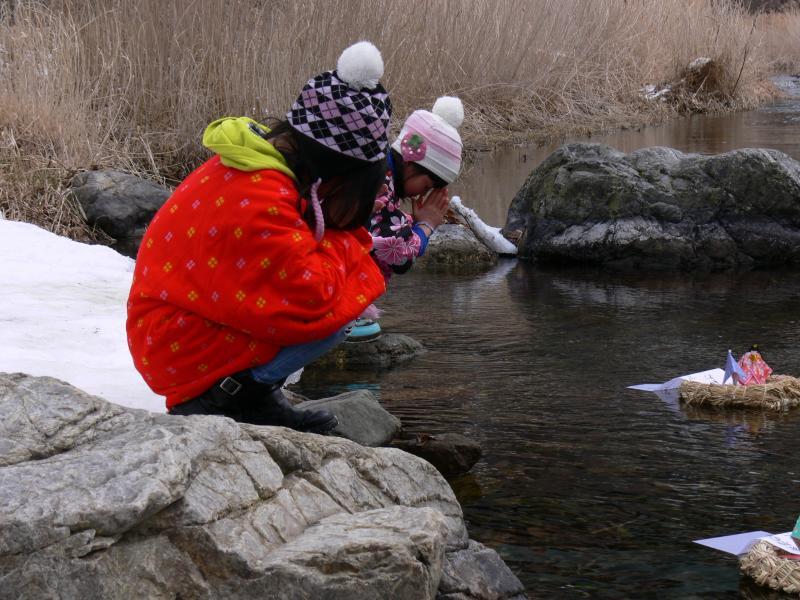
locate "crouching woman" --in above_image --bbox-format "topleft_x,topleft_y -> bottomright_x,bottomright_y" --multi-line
126,42 -> 390,434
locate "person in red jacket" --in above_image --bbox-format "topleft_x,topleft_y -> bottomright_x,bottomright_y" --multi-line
126,42 -> 392,433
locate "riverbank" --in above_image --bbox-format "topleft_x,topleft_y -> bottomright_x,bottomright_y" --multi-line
1,0 -> 799,242
0,217 -> 523,598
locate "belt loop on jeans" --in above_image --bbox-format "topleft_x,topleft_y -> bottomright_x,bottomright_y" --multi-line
219,376 -> 243,395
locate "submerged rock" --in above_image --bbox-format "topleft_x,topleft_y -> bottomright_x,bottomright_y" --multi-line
503,143 -> 800,271
392,432 -> 483,478
307,332 -> 425,370
418,224 -> 499,273
0,372 -> 524,599
70,170 -> 170,244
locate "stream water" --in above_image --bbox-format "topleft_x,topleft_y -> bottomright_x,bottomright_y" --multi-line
296,77 -> 800,598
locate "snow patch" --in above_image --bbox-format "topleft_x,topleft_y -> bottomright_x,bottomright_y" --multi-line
449,196 -> 518,255
0,220 -> 164,412
641,83 -> 672,101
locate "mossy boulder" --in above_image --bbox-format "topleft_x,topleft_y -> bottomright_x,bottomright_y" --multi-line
503,143 -> 800,270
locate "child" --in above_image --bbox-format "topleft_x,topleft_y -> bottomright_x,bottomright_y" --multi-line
348,96 -> 464,340
126,42 -> 392,434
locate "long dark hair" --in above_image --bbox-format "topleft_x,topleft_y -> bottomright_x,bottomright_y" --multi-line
262,120 -> 386,231
390,149 -> 407,198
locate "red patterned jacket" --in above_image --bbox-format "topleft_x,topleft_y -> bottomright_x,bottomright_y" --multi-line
126,155 -> 385,409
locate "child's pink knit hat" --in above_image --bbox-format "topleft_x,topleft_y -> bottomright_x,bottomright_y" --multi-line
391,96 -> 464,183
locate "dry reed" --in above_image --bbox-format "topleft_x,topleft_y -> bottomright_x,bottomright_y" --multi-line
759,10 -> 800,72
1,0 -> 799,238
740,540 -> 800,594
680,375 -> 800,410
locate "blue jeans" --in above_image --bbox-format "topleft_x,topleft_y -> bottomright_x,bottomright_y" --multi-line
250,326 -> 349,385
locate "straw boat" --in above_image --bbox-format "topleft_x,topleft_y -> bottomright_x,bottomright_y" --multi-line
740,540 -> 800,594
679,375 -> 800,410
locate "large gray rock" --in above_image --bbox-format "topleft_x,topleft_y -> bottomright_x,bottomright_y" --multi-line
503,144 -> 800,270
418,224 -> 498,272
297,390 -> 402,447
237,506 -> 448,599
0,373 -> 524,600
70,170 -> 170,241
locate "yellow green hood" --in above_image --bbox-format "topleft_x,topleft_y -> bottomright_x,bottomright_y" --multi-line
202,117 -> 296,180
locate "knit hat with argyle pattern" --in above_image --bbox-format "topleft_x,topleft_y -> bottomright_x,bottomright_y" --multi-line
288,41 -> 391,163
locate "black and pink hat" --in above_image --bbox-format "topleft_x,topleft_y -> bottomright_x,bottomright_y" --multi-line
288,41 -> 391,163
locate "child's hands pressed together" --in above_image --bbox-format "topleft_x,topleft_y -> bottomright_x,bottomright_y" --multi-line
412,187 -> 449,230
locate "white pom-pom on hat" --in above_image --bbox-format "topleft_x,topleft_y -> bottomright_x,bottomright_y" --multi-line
337,41 -> 384,90
432,96 -> 464,129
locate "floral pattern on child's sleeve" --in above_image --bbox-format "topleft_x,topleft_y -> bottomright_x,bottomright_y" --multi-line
368,171 -> 423,278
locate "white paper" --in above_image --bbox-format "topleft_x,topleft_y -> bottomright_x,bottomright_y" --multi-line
653,388 -> 681,408
629,368 -> 726,392
694,531 -> 773,555
760,532 -> 800,554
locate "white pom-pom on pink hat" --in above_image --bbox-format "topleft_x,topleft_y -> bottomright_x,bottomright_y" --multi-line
432,96 -> 464,129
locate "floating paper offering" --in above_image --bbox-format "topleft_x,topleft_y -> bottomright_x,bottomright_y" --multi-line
760,532 -> 800,555
723,349 -> 746,384
694,531 -> 800,556
628,368 -> 726,393
694,531 -> 773,556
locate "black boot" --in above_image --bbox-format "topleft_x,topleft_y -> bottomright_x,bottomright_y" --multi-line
241,380 -> 339,435
168,377 -> 247,420
173,370 -> 337,434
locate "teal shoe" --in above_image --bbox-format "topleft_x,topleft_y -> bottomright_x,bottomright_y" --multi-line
347,318 -> 381,341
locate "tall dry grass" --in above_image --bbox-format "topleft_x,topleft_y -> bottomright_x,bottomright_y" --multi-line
1,0 -> 799,239
759,10 -> 800,72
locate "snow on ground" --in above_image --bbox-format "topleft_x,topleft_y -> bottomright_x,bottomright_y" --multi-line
449,196 -> 518,255
0,219 -> 164,412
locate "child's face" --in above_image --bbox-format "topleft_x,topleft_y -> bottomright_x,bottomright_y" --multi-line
402,163 -> 446,198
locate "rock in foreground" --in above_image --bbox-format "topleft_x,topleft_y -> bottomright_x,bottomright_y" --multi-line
297,389 -> 402,447
504,144 -> 800,270
0,373 -> 525,600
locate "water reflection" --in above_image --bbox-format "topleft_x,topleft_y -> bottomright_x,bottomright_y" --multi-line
452,77 -> 800,228
296,260 -> 800,597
